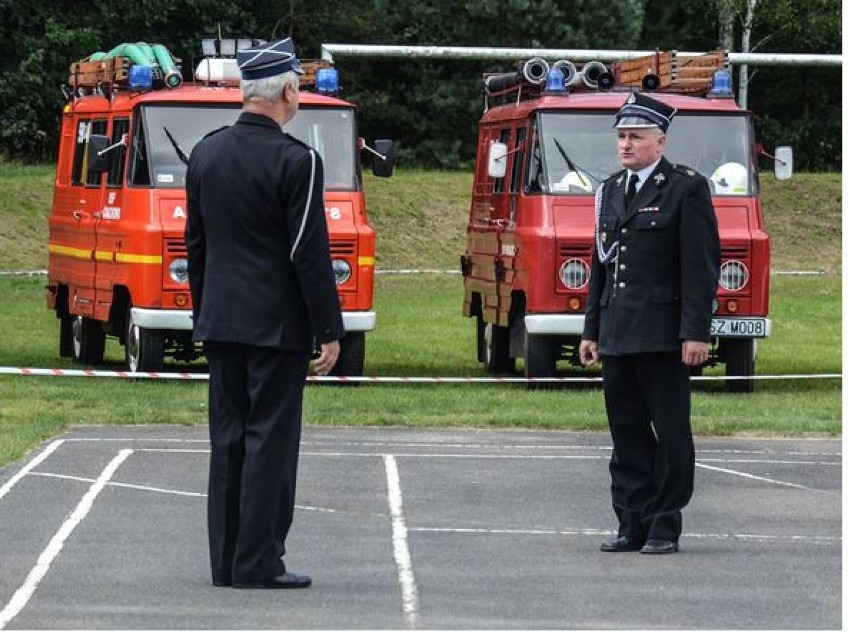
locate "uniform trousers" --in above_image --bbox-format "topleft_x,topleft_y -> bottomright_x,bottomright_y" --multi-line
601,351 -> 694,543
204,343 -> 310,585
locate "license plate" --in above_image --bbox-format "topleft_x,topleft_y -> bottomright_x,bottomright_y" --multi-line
711,318 -> 770,338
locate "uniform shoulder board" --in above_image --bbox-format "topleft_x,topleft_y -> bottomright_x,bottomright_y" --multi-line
672,164 -> 699,177
604,169 -> 625,184
202,125 -> 229,139
283,133 -> 313,152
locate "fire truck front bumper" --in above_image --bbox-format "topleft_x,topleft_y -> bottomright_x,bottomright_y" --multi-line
524,314 -> 586,335
131,308 -> 193,331
342,311 -> 376,332
129,309 -> 376,334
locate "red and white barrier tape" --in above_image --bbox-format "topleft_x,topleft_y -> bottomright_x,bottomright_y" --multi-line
0,366 -> 841,383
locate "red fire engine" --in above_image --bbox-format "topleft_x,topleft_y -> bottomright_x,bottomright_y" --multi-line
47,39 -> 394,375
461,50 -> 791,392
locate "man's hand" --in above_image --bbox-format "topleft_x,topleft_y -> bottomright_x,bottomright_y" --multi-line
681,340 -> 709,366
579,339 -> 599,366
312,340 -> 340,376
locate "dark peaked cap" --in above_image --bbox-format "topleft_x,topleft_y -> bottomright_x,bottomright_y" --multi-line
237,38 -> 304,80
614,92 -> 677,133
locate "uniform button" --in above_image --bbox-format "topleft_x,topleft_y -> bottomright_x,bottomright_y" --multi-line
620,245 -> 627,252
621,228 -> 628,234
619,264 -> 626,270
618,282 -> 626,288
651,221 -> 657,227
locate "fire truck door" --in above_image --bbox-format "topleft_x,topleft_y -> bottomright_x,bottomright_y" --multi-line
495,126 -> 526,325
62,118 -> 108,318
93,118 -> 131,320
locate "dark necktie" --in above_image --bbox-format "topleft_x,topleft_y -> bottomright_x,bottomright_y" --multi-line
625,173 -> 639,207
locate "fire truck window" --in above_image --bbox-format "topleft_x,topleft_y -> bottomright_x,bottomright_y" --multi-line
84,120 -> 108,187
509,127 -> 526,194
527,129 -> 545,193
129,115 -> 150,186
493,128 -> 511,194
71,120 -> 90,186
107,119 -> 129,187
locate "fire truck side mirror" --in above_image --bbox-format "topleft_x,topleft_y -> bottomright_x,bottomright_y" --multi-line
370,139 -> 396,178
87,134 -> 112,174
773,146 -> 794,181
487,142 -> 508,179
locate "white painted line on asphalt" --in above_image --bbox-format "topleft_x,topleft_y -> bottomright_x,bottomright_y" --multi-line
410,526 -> 840,545
0,440 -> 64,501
696,462 -> 809,489
0,449 -> 132,630
383,455 -> 420,629
28,471 -> 341,514
54,436 -> 843,459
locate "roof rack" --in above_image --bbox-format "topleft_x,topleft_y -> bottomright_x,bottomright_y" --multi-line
611,49 -> 728,93
481,49 -> 730,108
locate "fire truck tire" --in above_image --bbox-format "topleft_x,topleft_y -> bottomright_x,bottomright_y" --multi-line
59,314 -> 74,358
330,331 -> 365,378
524,331 -> 556,387
484,322 -> 513,374
71,316 -> 105,365
125,306 -> 164,373
724,338 -> 756,393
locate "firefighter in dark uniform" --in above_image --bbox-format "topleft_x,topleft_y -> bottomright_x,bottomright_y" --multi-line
579,92 -> 720,554
185,38 -> 343,588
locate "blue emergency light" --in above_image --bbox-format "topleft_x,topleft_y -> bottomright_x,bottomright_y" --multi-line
128,65 -> 154,91
317,68 -> 339,94
544,67 -> 566,93
708,68 -> 734,98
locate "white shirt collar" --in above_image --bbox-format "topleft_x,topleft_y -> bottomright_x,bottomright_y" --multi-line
627,158 -> 662,190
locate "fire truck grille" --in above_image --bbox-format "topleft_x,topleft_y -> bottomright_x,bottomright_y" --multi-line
330,241 -> 356,255
164,238 -> 186,254
722,247 -> 749,260
559,245 -> 592,259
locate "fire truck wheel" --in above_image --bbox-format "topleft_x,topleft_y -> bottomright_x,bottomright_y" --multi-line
125,307 -> 164,373
484,322 -> 513,374
59,314 -> 74,358
723,338 -> 756,393
330,332 -> 365,378
71,316 -> 105,365
524,331 -> 556,388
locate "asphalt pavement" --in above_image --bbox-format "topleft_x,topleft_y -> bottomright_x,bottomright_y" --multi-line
0,425 -> 841,629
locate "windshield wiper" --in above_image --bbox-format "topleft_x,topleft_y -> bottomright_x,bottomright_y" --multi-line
553,138 -> 600,186
163,126 -> 189,165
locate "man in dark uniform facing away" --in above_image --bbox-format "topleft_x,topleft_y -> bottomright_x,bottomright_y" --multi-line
185,38 -> 343,587
579,92 -> 720,554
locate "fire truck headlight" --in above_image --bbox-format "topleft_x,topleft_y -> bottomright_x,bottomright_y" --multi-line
719,260 -> 748,291
332,259 -> 351,286
559,258 -> 590,289
169,258 -> 189,284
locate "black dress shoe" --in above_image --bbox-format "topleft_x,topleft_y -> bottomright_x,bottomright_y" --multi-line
640,539 -> 679,554
212,579 -> 232,587
232,571 -> 312,589
600,536 -> 644,552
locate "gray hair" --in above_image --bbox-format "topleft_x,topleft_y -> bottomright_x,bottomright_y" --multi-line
241,71 -> 300,103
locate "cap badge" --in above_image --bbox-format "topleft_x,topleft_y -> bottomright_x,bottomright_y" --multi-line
626,92 -> 636,104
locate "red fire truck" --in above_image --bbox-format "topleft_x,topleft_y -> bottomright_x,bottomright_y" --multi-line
461,50 -> 791,392
47,39 -> 393,375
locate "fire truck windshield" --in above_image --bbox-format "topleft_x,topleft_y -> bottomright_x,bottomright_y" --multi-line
534,111 -> 754,196
136,105 -> 359,190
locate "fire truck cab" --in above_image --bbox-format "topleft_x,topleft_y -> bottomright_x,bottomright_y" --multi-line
462,51 -> 791,392
47,40 -> 394,374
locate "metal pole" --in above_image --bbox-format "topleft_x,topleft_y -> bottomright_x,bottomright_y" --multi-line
320,44 -> 842,67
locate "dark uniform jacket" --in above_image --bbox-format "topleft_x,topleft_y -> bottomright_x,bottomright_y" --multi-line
583,157 -> 720,356
185,112 -> 344,352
